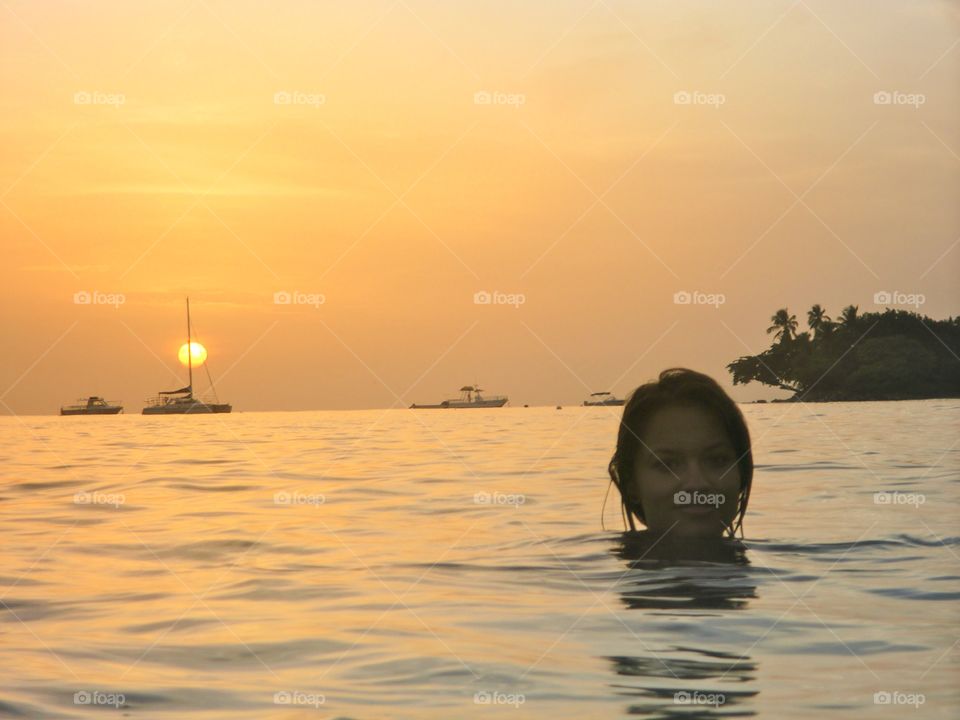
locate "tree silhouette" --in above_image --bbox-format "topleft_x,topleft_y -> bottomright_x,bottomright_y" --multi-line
839,304 -> 859,327
766,308 -> 798,345
807,304 -> 832,338
727,306 -> 960,400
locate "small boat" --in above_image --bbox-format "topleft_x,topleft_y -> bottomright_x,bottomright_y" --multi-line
583,391 -> 624,407
60,396 -> 123,415
142,298 -> 232,415
411,385 -> 508,409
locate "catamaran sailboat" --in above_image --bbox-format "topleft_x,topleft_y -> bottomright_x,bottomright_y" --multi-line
410,385 -> 508,409
142,298 -> 232,414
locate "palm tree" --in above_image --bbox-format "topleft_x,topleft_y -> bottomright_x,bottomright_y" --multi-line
839,305 -> 859,327
807,304 -> 832,337
767,308 -> 798,344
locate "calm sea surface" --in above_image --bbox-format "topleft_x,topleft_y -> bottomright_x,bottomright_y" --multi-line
1,401 -> 958,718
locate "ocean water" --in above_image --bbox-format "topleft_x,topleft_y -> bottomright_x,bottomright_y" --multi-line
1,401 -> 957,718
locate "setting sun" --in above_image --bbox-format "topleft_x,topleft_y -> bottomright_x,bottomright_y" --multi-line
178,342 -> 207,367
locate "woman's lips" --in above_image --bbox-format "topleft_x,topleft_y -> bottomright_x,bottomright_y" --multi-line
677,504 -> 716,516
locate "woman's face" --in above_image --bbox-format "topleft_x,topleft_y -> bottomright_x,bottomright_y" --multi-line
627,403 -> 742,540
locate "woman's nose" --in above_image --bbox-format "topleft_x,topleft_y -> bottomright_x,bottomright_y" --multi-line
676,460 -> 713,489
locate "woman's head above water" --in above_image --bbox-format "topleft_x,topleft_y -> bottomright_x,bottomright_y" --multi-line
608,368 -> 753,542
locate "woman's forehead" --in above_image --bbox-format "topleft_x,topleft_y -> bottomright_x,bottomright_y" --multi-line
636,404 -> 731,451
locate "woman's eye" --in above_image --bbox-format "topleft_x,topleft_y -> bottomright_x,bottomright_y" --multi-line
708,454 -> 733,468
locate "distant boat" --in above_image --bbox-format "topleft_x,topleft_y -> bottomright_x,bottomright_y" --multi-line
582,391 -> 624,407
411,385 -> 508,409
60,396 -> 123,415
142,298 -> 232,415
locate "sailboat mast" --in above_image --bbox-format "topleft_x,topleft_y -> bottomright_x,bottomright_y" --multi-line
186,297 -> 193,397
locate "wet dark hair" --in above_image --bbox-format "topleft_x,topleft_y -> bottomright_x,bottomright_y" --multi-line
606,368 -> 753,537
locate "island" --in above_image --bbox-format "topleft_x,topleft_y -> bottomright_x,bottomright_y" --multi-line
727,304 -> 960,401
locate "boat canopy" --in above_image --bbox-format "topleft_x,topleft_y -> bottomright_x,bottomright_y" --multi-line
160,385 -> 192,395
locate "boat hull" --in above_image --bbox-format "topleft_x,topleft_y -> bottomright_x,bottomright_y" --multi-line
410,398 -> 508,409
583,399 -> 625,407
142,402 -> 232,415
60,407 -> 123,415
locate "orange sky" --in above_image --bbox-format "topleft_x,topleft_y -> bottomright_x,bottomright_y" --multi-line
2,0 -> 958,413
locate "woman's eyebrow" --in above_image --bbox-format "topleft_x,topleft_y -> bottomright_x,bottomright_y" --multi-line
702,442 -> 733,451
645,447 -> 681,456
646,441 -> 731,455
